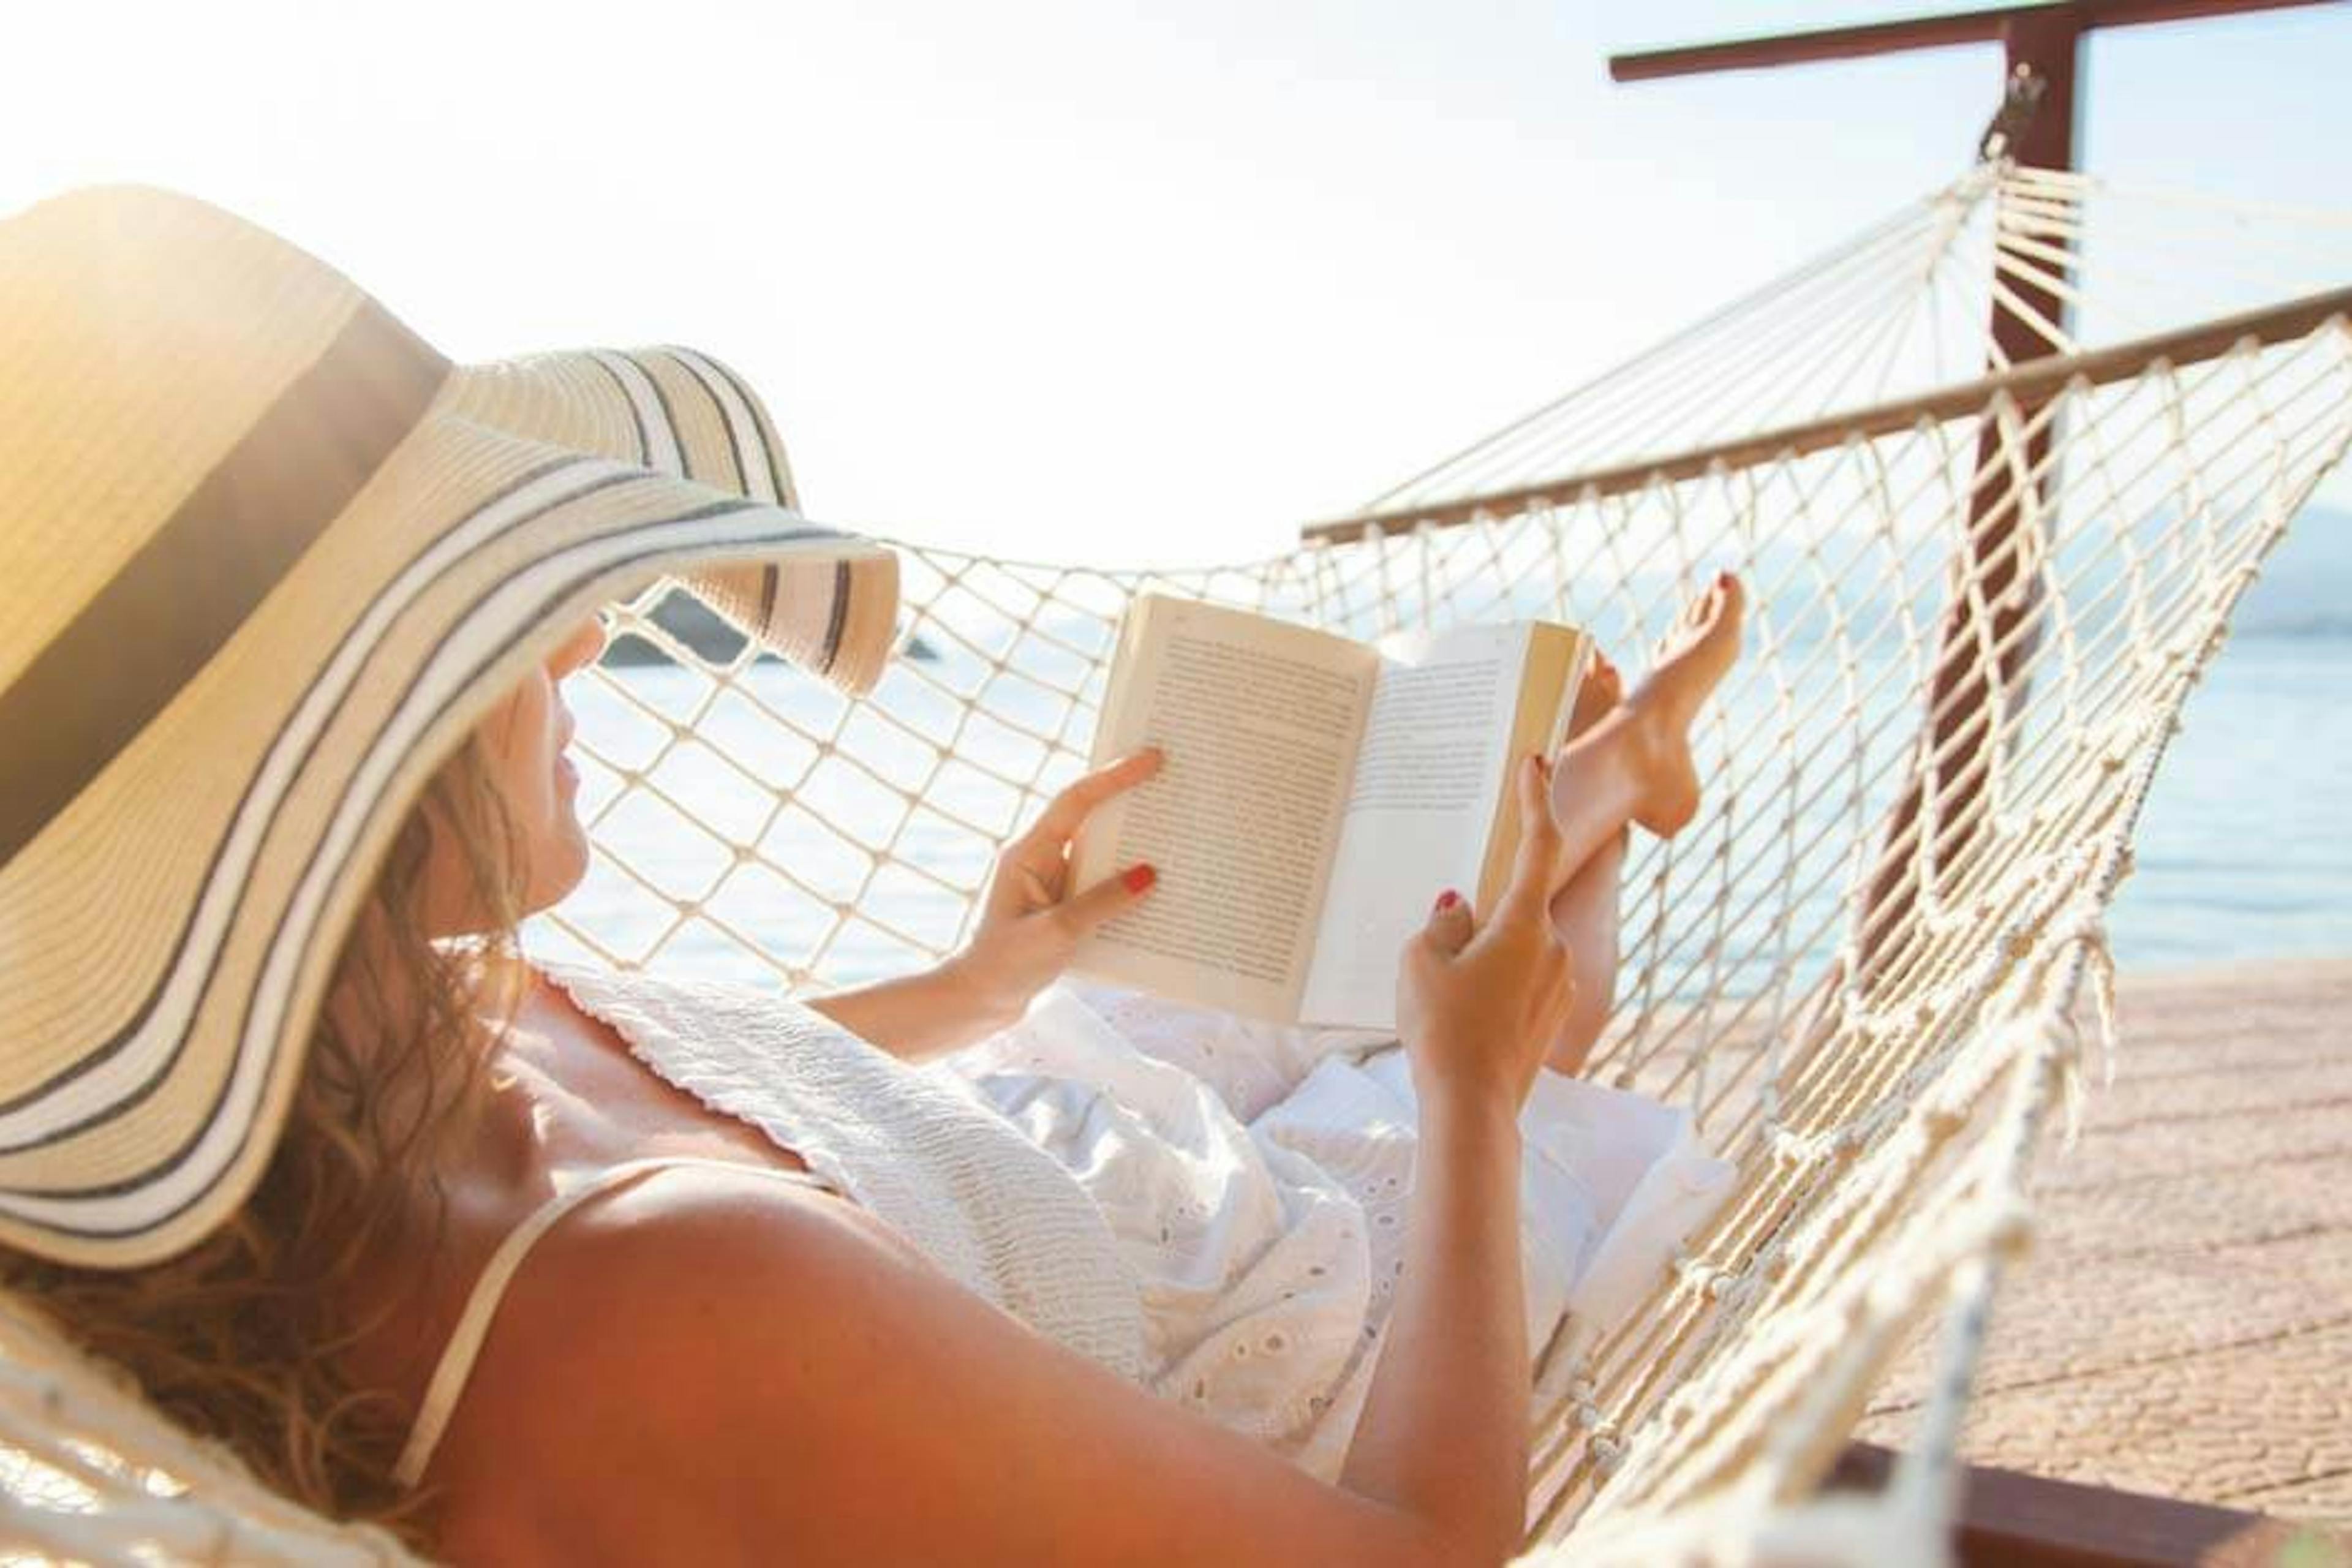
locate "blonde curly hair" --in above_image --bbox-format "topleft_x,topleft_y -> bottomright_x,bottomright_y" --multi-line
1,736 -> 533,1552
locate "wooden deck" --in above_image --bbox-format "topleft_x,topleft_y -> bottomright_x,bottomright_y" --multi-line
1858,956 -> 2352,1535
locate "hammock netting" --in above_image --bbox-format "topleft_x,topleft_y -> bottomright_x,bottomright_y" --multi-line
4,162 -> 2348,1564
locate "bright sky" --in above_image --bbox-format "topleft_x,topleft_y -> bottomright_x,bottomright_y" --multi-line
9,1 -> 2348,564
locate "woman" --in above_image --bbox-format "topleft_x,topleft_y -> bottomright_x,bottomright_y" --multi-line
0,187 -> 1739,1565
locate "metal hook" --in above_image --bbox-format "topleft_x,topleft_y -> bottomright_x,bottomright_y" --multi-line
1978,63 -> 2048,163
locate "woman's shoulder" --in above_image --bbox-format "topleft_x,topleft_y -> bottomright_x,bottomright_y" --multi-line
424,1161 -> 932,1559
426,1160 -> 1434,1567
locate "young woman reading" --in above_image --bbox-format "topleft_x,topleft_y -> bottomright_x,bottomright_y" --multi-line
0,186 -> 1741,1566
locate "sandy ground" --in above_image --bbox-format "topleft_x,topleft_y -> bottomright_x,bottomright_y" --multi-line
1856,956 -> 2352,1530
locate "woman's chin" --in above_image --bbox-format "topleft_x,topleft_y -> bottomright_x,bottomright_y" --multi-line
520,826 -> 593,920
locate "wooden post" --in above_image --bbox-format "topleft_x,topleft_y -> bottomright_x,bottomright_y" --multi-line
1827,1442 -> 2345,1564
1859,6 -> 2083,974
1298,287 -> 2352,542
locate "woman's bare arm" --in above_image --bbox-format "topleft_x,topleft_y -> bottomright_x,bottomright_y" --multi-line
1340,1093 -> 1531,1556
1344,754 -> 1575,1551
804,958 -> 1027,1061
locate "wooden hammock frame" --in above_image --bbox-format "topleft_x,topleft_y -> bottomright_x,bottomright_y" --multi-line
1300,284 -> 2352,542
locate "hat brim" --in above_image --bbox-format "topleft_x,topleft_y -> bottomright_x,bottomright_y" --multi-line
0,410 -> 895,1268
442,345 -> 899,691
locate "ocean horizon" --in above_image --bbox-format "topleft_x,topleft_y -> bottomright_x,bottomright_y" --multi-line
2109,502 -> 2350,968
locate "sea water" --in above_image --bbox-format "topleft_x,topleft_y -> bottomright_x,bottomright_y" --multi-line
2114,631 -> 2352,967
2114,503 -> 2352,967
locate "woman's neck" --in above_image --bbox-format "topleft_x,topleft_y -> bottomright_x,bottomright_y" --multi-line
320,919 -> 546,1210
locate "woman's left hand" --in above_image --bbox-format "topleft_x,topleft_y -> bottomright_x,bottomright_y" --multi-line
949,748 -> 1164,1028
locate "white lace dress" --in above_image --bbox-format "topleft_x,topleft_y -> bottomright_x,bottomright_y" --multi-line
946,983 -> 1733,1480
554,965 -> 1732,1482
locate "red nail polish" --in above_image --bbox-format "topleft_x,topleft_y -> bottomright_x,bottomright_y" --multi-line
1436,889 -> 1460,911
1124,864 -> 1157,893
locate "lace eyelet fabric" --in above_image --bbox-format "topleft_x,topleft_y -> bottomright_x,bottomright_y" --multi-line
944,984 -> 1632,1480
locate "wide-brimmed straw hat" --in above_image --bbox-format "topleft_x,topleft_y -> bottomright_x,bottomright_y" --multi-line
0,186 -> 900,1268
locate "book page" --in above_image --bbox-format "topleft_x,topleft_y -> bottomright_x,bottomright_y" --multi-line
1071,595 -> 1377,1021
1296,624 -> 1532,1030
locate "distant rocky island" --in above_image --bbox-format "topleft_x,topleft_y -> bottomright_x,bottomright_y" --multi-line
601,590 -> 935,666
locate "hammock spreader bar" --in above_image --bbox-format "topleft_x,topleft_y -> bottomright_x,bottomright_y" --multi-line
1304,282 -> 2352,541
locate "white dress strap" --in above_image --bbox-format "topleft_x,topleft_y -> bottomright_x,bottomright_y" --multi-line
391,1154 -> 837,1488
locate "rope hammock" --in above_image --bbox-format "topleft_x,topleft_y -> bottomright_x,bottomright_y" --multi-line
4,160 -> 2347,1564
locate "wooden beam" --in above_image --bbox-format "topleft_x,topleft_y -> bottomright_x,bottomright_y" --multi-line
1298,284 -> 2352,543
1609,0 -> 2343,83
1612,8 -> 2007,81
1828,1443 -> 2344,1566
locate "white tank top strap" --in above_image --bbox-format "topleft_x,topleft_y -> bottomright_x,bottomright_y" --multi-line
391,1153 -> 837,1488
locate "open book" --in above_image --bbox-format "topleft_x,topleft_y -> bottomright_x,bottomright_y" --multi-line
1069,594 -> 1592,1030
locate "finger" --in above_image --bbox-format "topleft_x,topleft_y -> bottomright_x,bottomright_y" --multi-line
1025,748 -> 1165,847
1423,888 -> 1474,959
1492,753 -> 1564,929
1050,862 -> 1158,937
1024,756 -> 1153,849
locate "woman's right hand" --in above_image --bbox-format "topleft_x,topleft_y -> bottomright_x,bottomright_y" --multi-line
1394,753 -> 1577,1114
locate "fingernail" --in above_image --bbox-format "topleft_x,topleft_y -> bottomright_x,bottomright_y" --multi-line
1436,889 -> 1460,911
1124,863 -> 1157,893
